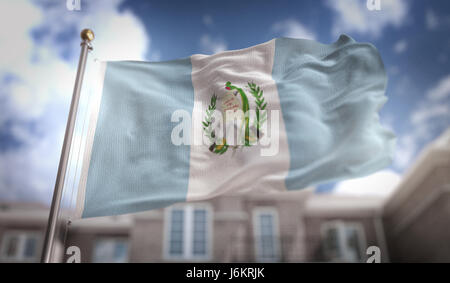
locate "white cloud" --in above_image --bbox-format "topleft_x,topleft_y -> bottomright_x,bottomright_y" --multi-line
32,0 -> 149,62
0,0 -> 43,74
0,0 -> 149,203
394,134 -> 417,169
271,19 -> 316,40
200,34 -> 227,54
426,74 -> 450,101
411,104 -> 450,125
393,39 -> 407,54
1,0 -> 149,121
393,74 -> 450,169
411,75 -> 450,128
326,0 -> 409,38
426,9 -> 439,30
334,170 -> 401,198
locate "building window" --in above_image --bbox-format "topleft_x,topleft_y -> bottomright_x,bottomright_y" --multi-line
0,231 -> 41,262
253,208 -> 280,262
321,221 -> 366,262
169,209 -> 184,256
192,209 -> 207,256
93,238 -> 128,263
165,204 -> 211,260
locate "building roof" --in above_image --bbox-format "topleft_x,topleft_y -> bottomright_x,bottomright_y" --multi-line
383,127 -> 450,214
304,194 -> 385,218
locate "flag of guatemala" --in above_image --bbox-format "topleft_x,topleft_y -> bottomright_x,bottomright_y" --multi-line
76,35 -> 396,218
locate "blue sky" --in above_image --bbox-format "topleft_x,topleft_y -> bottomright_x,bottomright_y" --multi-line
0,0 -> 449,203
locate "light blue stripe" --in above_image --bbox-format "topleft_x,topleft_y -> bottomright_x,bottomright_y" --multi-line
83,59 -> 194,218
272,35 -> 396,190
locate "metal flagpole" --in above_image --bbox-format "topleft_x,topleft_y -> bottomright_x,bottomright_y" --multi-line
41,29 -> 95,263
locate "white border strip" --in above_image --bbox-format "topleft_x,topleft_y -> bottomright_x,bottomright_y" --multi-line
74,61 -> 107,219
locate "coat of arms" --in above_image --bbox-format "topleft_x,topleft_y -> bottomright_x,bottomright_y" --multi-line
202,81 -> 268,154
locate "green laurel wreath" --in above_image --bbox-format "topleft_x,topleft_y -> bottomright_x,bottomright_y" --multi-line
202,94 -> 216,143
248,82 -> 267,140
202,94 -> 229,154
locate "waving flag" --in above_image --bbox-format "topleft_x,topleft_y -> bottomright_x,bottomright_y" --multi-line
76,35 -> 395,218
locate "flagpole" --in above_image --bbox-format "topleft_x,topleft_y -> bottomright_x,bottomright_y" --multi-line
41,29 -> 94,263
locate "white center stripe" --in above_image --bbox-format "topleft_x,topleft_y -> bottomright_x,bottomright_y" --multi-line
188,40 -> 290,201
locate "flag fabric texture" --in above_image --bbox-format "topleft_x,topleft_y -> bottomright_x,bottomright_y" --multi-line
76,35 -> 396,218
